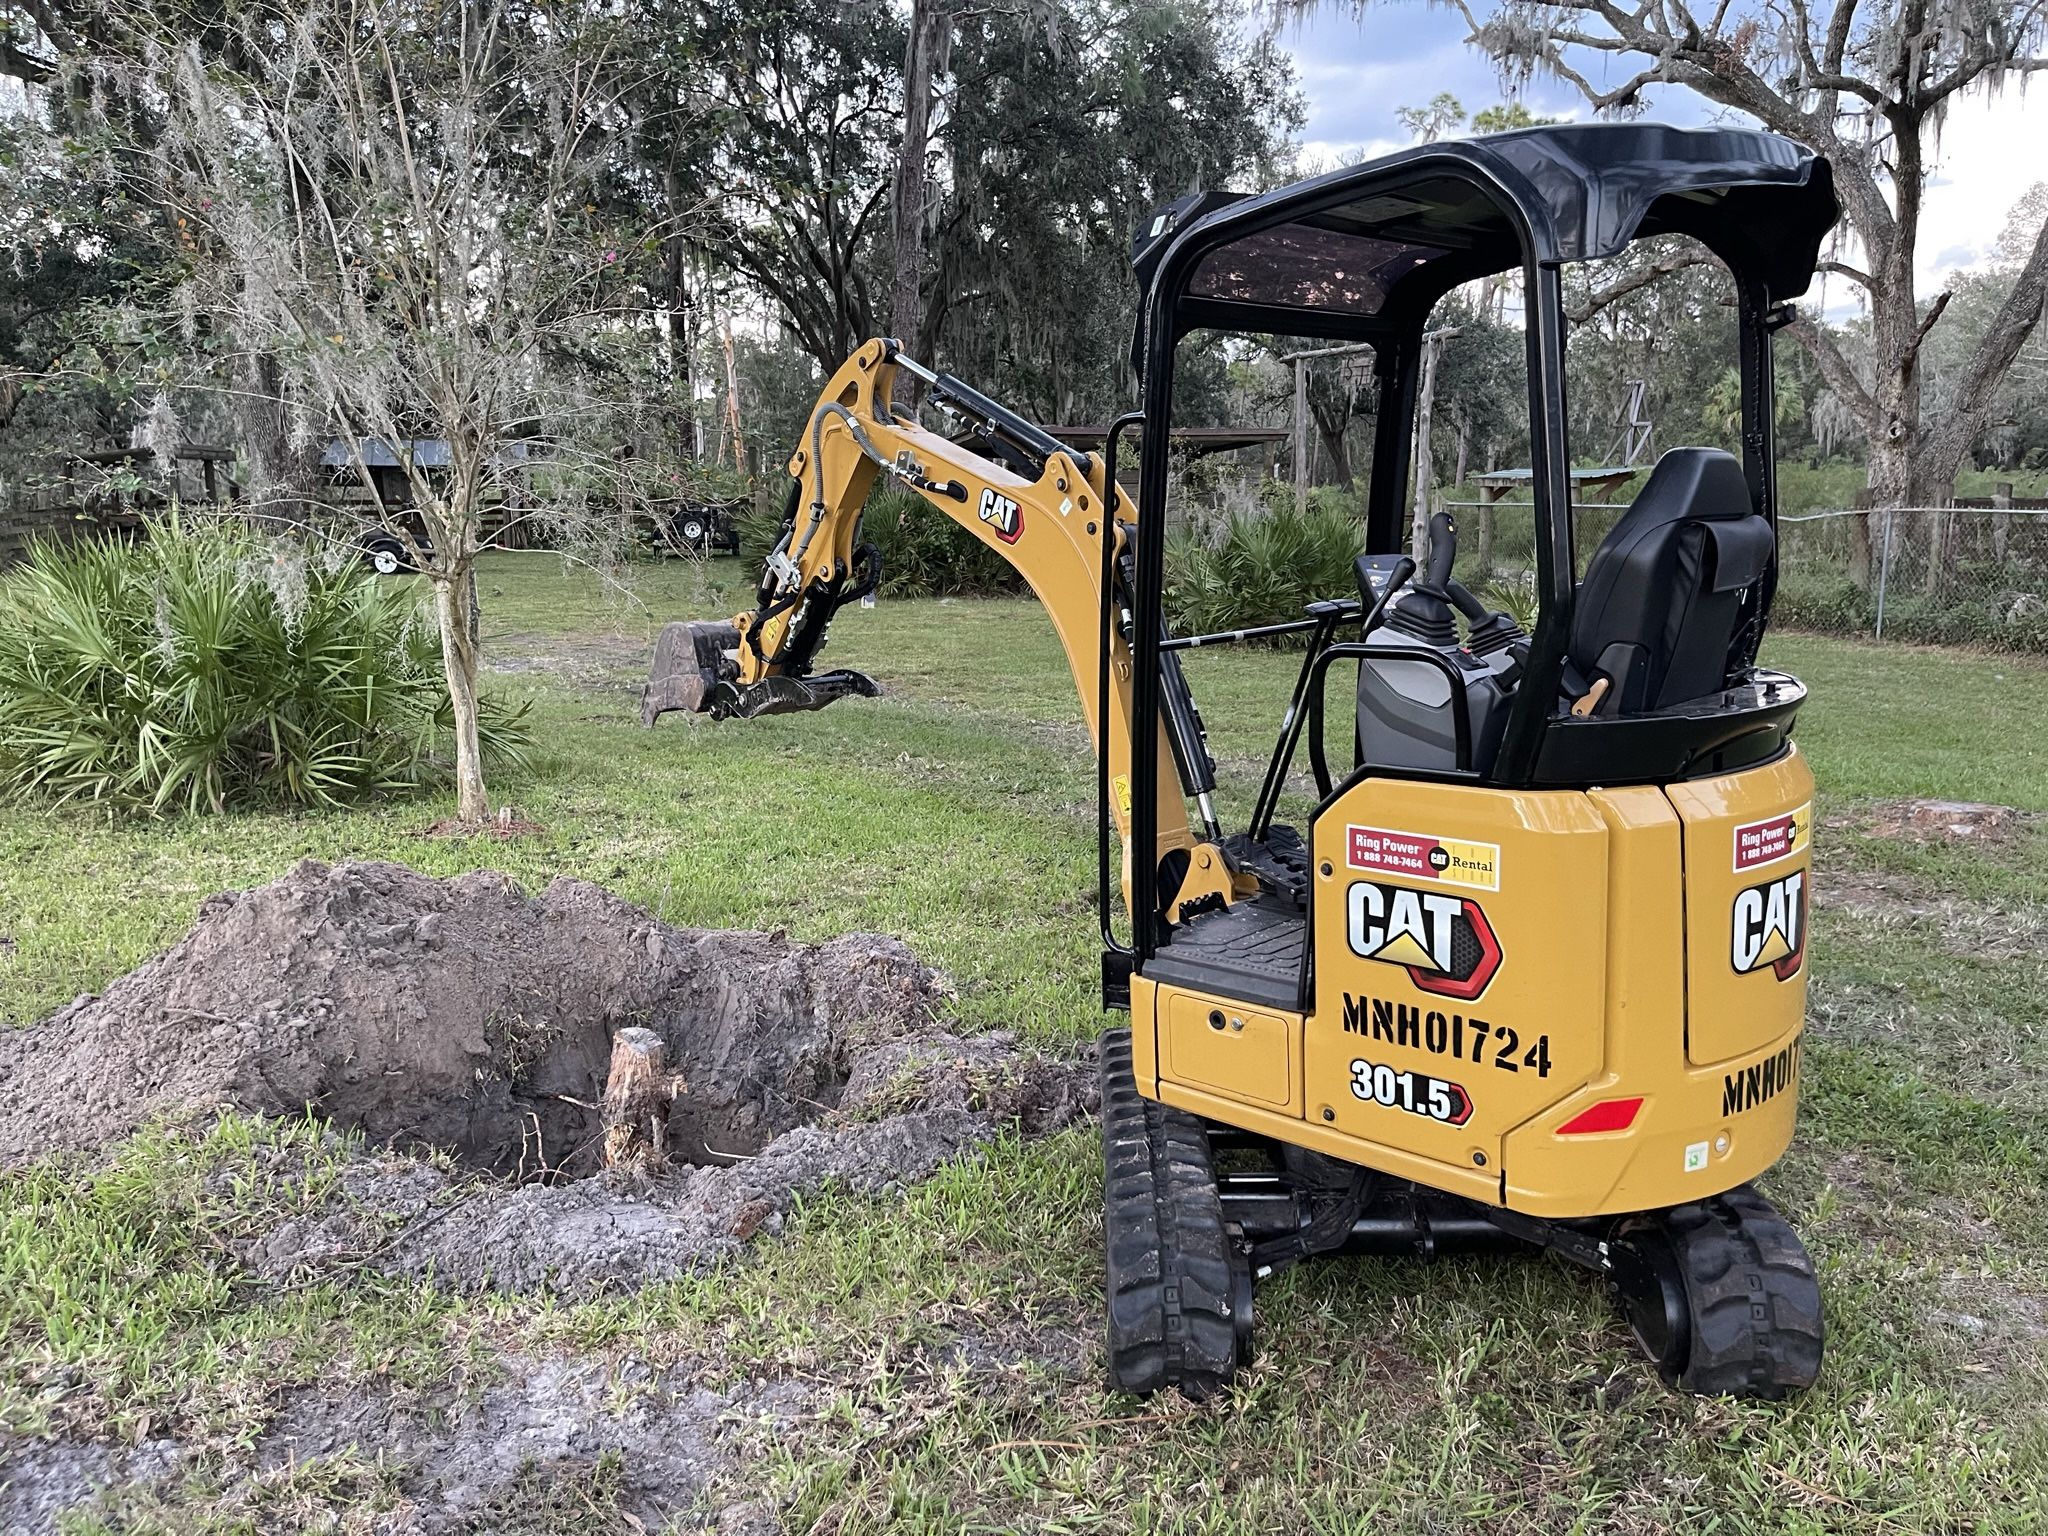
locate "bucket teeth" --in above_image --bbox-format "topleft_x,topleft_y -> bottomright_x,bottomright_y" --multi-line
641,621 -> 740,725
716,669 -> 881,719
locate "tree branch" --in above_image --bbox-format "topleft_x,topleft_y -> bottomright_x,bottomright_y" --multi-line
1564,251 -> 1713,325
1922,208 -> 2048,474
1784,312 -> 1875,422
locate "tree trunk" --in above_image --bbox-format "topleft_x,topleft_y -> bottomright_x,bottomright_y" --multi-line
1308,395 -> 1352,485
663,167 -> 697,461
434,568 -> 488,823
602,1026 -> 677,1173
231,350 -> 322,523
889,0 -> 943,408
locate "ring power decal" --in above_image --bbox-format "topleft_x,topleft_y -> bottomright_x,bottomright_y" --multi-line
976,487 -> 1023,543
1732,869 -> 1806,981
1348,1057 -> 1473,1125
1346,825 -> 1500,890
1345,881 -> 1503,1000
1733,803 -> 1811,872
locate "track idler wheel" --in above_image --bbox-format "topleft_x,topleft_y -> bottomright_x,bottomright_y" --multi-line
1608,1184 -> 1824,1400
1098,1028 -> 1251,1399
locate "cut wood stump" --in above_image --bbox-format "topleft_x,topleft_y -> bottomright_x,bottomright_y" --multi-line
601,1026 -> 681,1172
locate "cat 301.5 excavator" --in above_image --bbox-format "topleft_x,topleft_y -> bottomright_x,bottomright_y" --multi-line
644,123 -> 1836,1400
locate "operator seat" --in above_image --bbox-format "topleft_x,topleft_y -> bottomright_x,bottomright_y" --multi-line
1567,448 -> 1775,713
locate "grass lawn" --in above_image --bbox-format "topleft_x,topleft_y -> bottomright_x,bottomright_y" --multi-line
3,551 -> 2046,1531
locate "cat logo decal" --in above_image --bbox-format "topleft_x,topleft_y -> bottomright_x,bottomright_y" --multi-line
1732,870 -> 1806,981
1346,882 -> 1503,1001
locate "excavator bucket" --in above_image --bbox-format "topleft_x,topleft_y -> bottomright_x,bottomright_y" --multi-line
641,621 -> 740,725
641,620 -> 880,725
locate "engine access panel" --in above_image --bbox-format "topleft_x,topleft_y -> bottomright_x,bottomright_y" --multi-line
1304,780 -> 1611,1190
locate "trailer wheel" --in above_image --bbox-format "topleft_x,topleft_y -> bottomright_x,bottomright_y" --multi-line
365,538 -> 407,576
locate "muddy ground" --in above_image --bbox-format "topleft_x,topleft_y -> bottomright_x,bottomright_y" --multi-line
0,860 -> 1094,1531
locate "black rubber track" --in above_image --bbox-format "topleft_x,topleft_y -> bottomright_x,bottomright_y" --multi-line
1634,1183 -> 1825,1399
1098,1028 -> 1244,1398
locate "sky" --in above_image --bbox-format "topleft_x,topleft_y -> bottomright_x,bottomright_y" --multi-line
1268,2 -> 2047,298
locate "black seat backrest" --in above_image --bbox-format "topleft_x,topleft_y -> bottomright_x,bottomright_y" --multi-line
1570,448 -> 1774,713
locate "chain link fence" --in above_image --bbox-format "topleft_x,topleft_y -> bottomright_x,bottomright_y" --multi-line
1776,502 -> 2048,652
1439,492 -> 2048,655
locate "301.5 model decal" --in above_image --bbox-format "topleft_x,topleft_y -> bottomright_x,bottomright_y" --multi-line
1347,1057 -> 1473,1125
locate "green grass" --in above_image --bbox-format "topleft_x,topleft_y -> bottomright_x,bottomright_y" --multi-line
3,552 -> 2046,1531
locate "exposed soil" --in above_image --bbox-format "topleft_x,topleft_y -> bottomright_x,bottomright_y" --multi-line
0,1358 -> 820,1535
1840,797 -> 2034,846
0,859 -> 1095,1532
420,808 -> 550,840
1811,869 -> 2048,961
0,859 -> 1092,1295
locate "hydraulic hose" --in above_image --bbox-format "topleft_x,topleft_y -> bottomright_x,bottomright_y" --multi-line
788,402 -> 966,570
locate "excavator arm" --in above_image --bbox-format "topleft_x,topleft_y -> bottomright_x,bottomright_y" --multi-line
642,338 -> 1232,926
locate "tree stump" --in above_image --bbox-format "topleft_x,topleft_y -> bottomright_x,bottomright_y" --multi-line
602,1026 -> 679,1173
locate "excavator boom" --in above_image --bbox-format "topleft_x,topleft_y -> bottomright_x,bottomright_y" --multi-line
641,337 -> 1212,910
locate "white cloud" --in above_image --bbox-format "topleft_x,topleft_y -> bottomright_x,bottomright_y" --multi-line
1915,87 -> 2047,286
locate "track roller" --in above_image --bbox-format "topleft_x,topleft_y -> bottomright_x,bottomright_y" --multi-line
1607,1184 -> 1824,1399
1098,1028 -> 1251,1399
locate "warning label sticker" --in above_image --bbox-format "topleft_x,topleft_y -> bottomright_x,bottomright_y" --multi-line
1733,804 -> 1812,872
1345,825 -> 1501,891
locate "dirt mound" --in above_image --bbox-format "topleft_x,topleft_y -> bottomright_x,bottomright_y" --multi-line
1852,798 -> 2031,844
0,859 -> 1092,1295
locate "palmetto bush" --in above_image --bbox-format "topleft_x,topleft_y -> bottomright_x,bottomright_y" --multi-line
1165,493 -> 1365,638
0,519 -> 529,813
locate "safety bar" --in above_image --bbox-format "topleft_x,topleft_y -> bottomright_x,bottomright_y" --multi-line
1098,412 -> 1145,967
1161,603 -> 1364,651
1305,642 -> 1474,795
1248,562 -> 1414,840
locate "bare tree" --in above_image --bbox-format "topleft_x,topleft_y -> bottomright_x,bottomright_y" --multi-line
110,0 -> 679,820
1344,0 -> 2048,583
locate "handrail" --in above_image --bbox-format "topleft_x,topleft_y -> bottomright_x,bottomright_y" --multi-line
1098,412 -> 1145,960
1305,642 -> 1475,794
1161,604 -> 1362,651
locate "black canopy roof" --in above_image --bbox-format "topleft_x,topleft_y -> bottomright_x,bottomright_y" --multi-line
1132,123 -> 1837,363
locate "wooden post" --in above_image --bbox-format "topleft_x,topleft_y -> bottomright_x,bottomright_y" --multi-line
1293,356 -> 1307,516
601,1026 -> 679,1173
1410,332 -> 1444,562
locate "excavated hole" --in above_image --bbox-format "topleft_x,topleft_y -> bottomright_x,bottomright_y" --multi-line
0,861 -> 1095,1310
465,1009 -> 854,1183
0,859 -> 1090,1188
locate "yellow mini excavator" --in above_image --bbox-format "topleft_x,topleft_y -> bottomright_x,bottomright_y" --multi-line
645,123 -> 1836,1400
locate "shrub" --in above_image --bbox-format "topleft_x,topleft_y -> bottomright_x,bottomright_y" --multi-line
860,489 -> 1027,597
0,518 -> 529,814
736,482 -> 1026,598
1165,496 -> 1363,638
